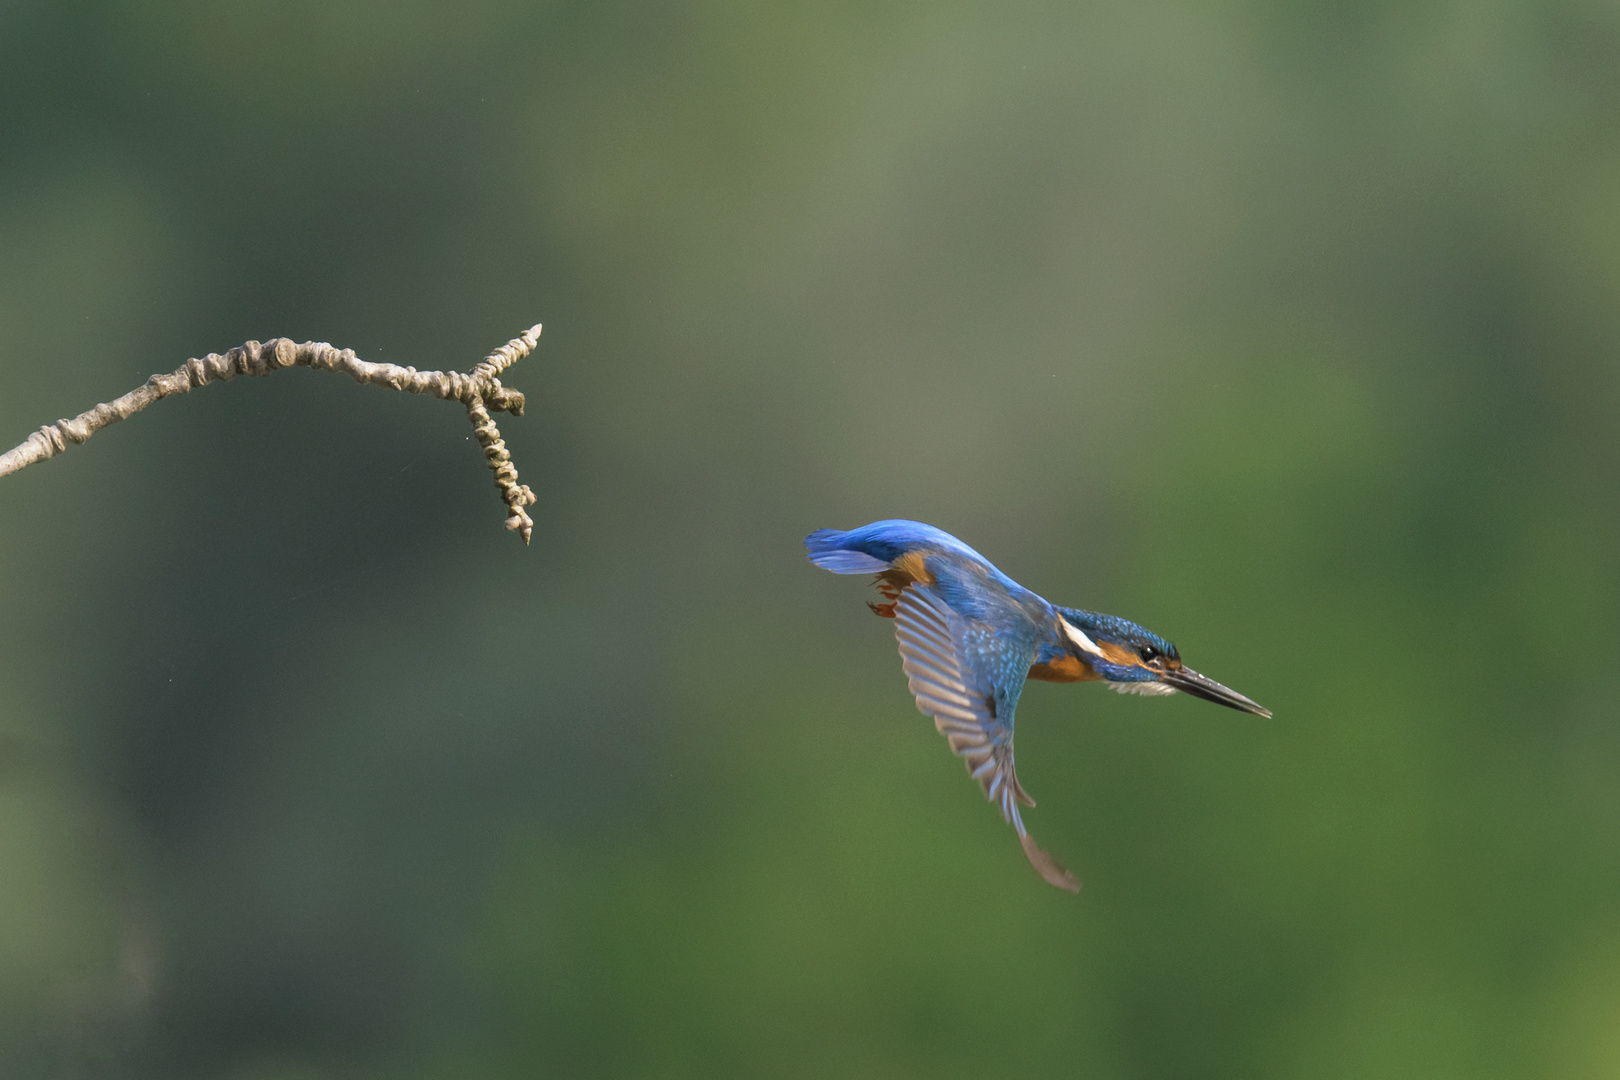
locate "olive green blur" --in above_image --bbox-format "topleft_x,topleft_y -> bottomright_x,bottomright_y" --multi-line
3,2 -> 1619,1077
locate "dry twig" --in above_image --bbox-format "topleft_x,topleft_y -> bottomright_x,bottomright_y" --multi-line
0,324 -> 545,543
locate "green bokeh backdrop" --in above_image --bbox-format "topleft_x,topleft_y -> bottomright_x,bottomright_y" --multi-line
4,1 -> 1620,1077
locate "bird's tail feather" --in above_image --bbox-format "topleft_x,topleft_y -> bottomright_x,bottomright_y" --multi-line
1010,803 -> 1080,892
1019,833 -> 1081,893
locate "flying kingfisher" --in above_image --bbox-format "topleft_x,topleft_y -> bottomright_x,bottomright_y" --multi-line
807,519 -> 1269,892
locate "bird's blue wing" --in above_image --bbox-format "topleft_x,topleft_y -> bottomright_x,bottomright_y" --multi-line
893,584 -> 1079,892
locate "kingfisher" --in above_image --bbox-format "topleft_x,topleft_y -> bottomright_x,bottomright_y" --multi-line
807,519 -> 1269,892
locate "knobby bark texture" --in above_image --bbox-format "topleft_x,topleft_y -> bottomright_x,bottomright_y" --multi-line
0,324 -> 545,543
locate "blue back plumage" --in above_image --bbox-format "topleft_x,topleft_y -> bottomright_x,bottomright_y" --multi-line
806,520 -> 1021,588
806,519 -> 980,564
804,526 -> 866,570
803,531 -> 891,574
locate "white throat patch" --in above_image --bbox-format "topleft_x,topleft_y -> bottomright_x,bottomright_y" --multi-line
1112,681 -> 1177,697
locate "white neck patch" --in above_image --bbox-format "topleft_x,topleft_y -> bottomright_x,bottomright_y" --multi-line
1059,617 -> 1106,660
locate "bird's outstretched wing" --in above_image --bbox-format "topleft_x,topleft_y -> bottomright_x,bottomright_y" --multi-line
893,584 -> 1080,892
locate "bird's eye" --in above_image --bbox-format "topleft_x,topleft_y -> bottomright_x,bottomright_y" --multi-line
1138,645 -> 1159,664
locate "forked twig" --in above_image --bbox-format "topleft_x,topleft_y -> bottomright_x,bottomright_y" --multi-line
0,324 -> 545,543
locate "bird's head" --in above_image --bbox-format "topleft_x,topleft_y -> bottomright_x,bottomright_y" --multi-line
1055,607 -> 1271,717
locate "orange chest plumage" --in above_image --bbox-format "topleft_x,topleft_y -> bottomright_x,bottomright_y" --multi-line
1027,653 -> 1102,683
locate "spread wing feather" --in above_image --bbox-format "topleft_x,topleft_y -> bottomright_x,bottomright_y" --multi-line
893,585 -> 1079,892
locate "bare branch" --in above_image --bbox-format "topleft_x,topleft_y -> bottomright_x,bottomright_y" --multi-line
0,323 -> 545,544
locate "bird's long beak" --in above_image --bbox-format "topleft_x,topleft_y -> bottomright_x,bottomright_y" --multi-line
1160,667 -> 1271,717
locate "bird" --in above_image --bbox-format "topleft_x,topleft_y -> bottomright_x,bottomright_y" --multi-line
806,519 -> 1269,892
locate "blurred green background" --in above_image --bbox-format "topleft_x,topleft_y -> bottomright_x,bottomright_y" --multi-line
3,0 -> 1620,1076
